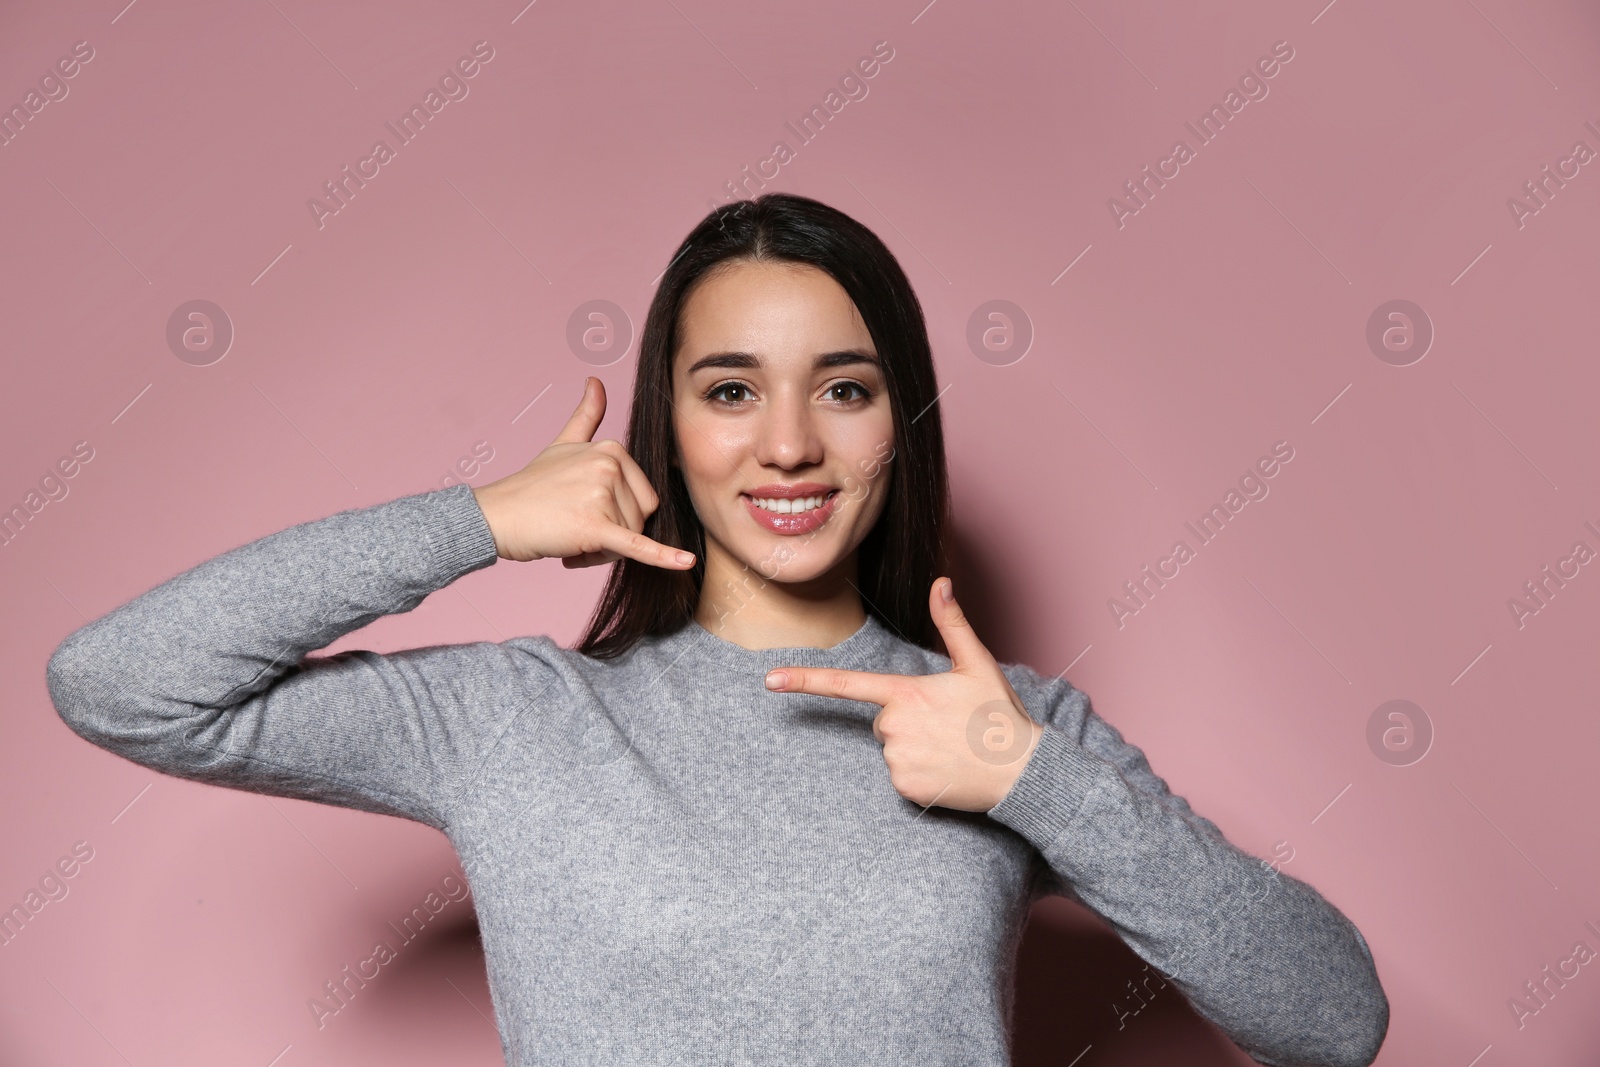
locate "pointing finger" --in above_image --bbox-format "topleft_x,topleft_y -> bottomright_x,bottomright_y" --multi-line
552,377 -> 606,444
764,666 -> 906,706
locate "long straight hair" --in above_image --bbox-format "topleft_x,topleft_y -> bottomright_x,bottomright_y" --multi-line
577,193 -> 949,659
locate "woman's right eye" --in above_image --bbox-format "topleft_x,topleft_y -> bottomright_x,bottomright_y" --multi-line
707,382 -> 751,404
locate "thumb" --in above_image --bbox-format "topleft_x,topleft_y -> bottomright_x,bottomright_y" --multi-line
930,577 -> 997,674
552,377 -> 606,444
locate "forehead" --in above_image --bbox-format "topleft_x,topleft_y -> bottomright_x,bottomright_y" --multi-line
675,260 -> 874,368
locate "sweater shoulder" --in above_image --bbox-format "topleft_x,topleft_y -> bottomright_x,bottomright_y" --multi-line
996,659 -> 1093,733
495,631 -> 657,689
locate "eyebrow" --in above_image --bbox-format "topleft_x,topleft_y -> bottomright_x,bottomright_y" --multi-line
684,348 -> 880,375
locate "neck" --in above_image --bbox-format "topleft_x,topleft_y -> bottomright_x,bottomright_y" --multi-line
694,538 -> 866,650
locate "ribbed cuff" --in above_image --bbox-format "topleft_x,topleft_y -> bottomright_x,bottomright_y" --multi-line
421,483 -> 501,578
986,723 -> 1114,851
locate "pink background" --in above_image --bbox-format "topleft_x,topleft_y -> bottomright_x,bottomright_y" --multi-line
4,0 -> 1599,1062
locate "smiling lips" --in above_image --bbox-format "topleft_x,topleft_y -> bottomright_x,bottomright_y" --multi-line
741,483 -> 839,535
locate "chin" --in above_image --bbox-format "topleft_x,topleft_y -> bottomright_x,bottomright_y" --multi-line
726,532 -> 852,584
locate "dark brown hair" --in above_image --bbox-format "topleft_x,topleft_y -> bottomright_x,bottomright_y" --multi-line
577,192 -> 949,658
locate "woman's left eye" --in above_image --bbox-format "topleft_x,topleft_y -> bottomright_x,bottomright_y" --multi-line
826,382 -> 869,403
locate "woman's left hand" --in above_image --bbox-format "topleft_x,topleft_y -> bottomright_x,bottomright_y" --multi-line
765,578 -> 1043,813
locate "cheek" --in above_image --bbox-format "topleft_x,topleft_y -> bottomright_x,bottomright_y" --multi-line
831,416 -> 896,516
827,401 -> 892,450
837,417 -> 894,475
674,415 -> 750,498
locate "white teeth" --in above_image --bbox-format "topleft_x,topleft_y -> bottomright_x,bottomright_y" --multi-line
752,494 -> 829,514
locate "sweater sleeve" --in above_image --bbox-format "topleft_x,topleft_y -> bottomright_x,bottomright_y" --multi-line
44,483 -> 511,832
987,664 -> 1390,1067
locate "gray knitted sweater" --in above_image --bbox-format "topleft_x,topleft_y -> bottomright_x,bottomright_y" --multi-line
45,483 -> 1388,1066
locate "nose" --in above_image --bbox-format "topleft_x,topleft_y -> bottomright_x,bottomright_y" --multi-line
752,389 -> 824,471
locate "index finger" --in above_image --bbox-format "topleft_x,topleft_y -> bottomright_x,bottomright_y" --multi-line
764,666 -> 907,705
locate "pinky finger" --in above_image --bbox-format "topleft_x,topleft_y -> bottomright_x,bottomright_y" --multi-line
562,550 -> 617,569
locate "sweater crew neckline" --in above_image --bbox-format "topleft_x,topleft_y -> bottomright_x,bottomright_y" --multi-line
651,612 -> 902,673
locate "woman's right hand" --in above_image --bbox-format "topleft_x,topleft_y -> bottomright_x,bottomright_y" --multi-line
469,377 -> 695,571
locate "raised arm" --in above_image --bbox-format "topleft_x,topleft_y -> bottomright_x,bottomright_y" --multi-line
45,378 -> 693,830
45,482 -> 513,829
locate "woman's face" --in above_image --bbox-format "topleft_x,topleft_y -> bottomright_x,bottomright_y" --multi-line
671,258 -> 896,587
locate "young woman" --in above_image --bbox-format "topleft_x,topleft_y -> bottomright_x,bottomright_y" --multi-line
47,193 -> 1388,1065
